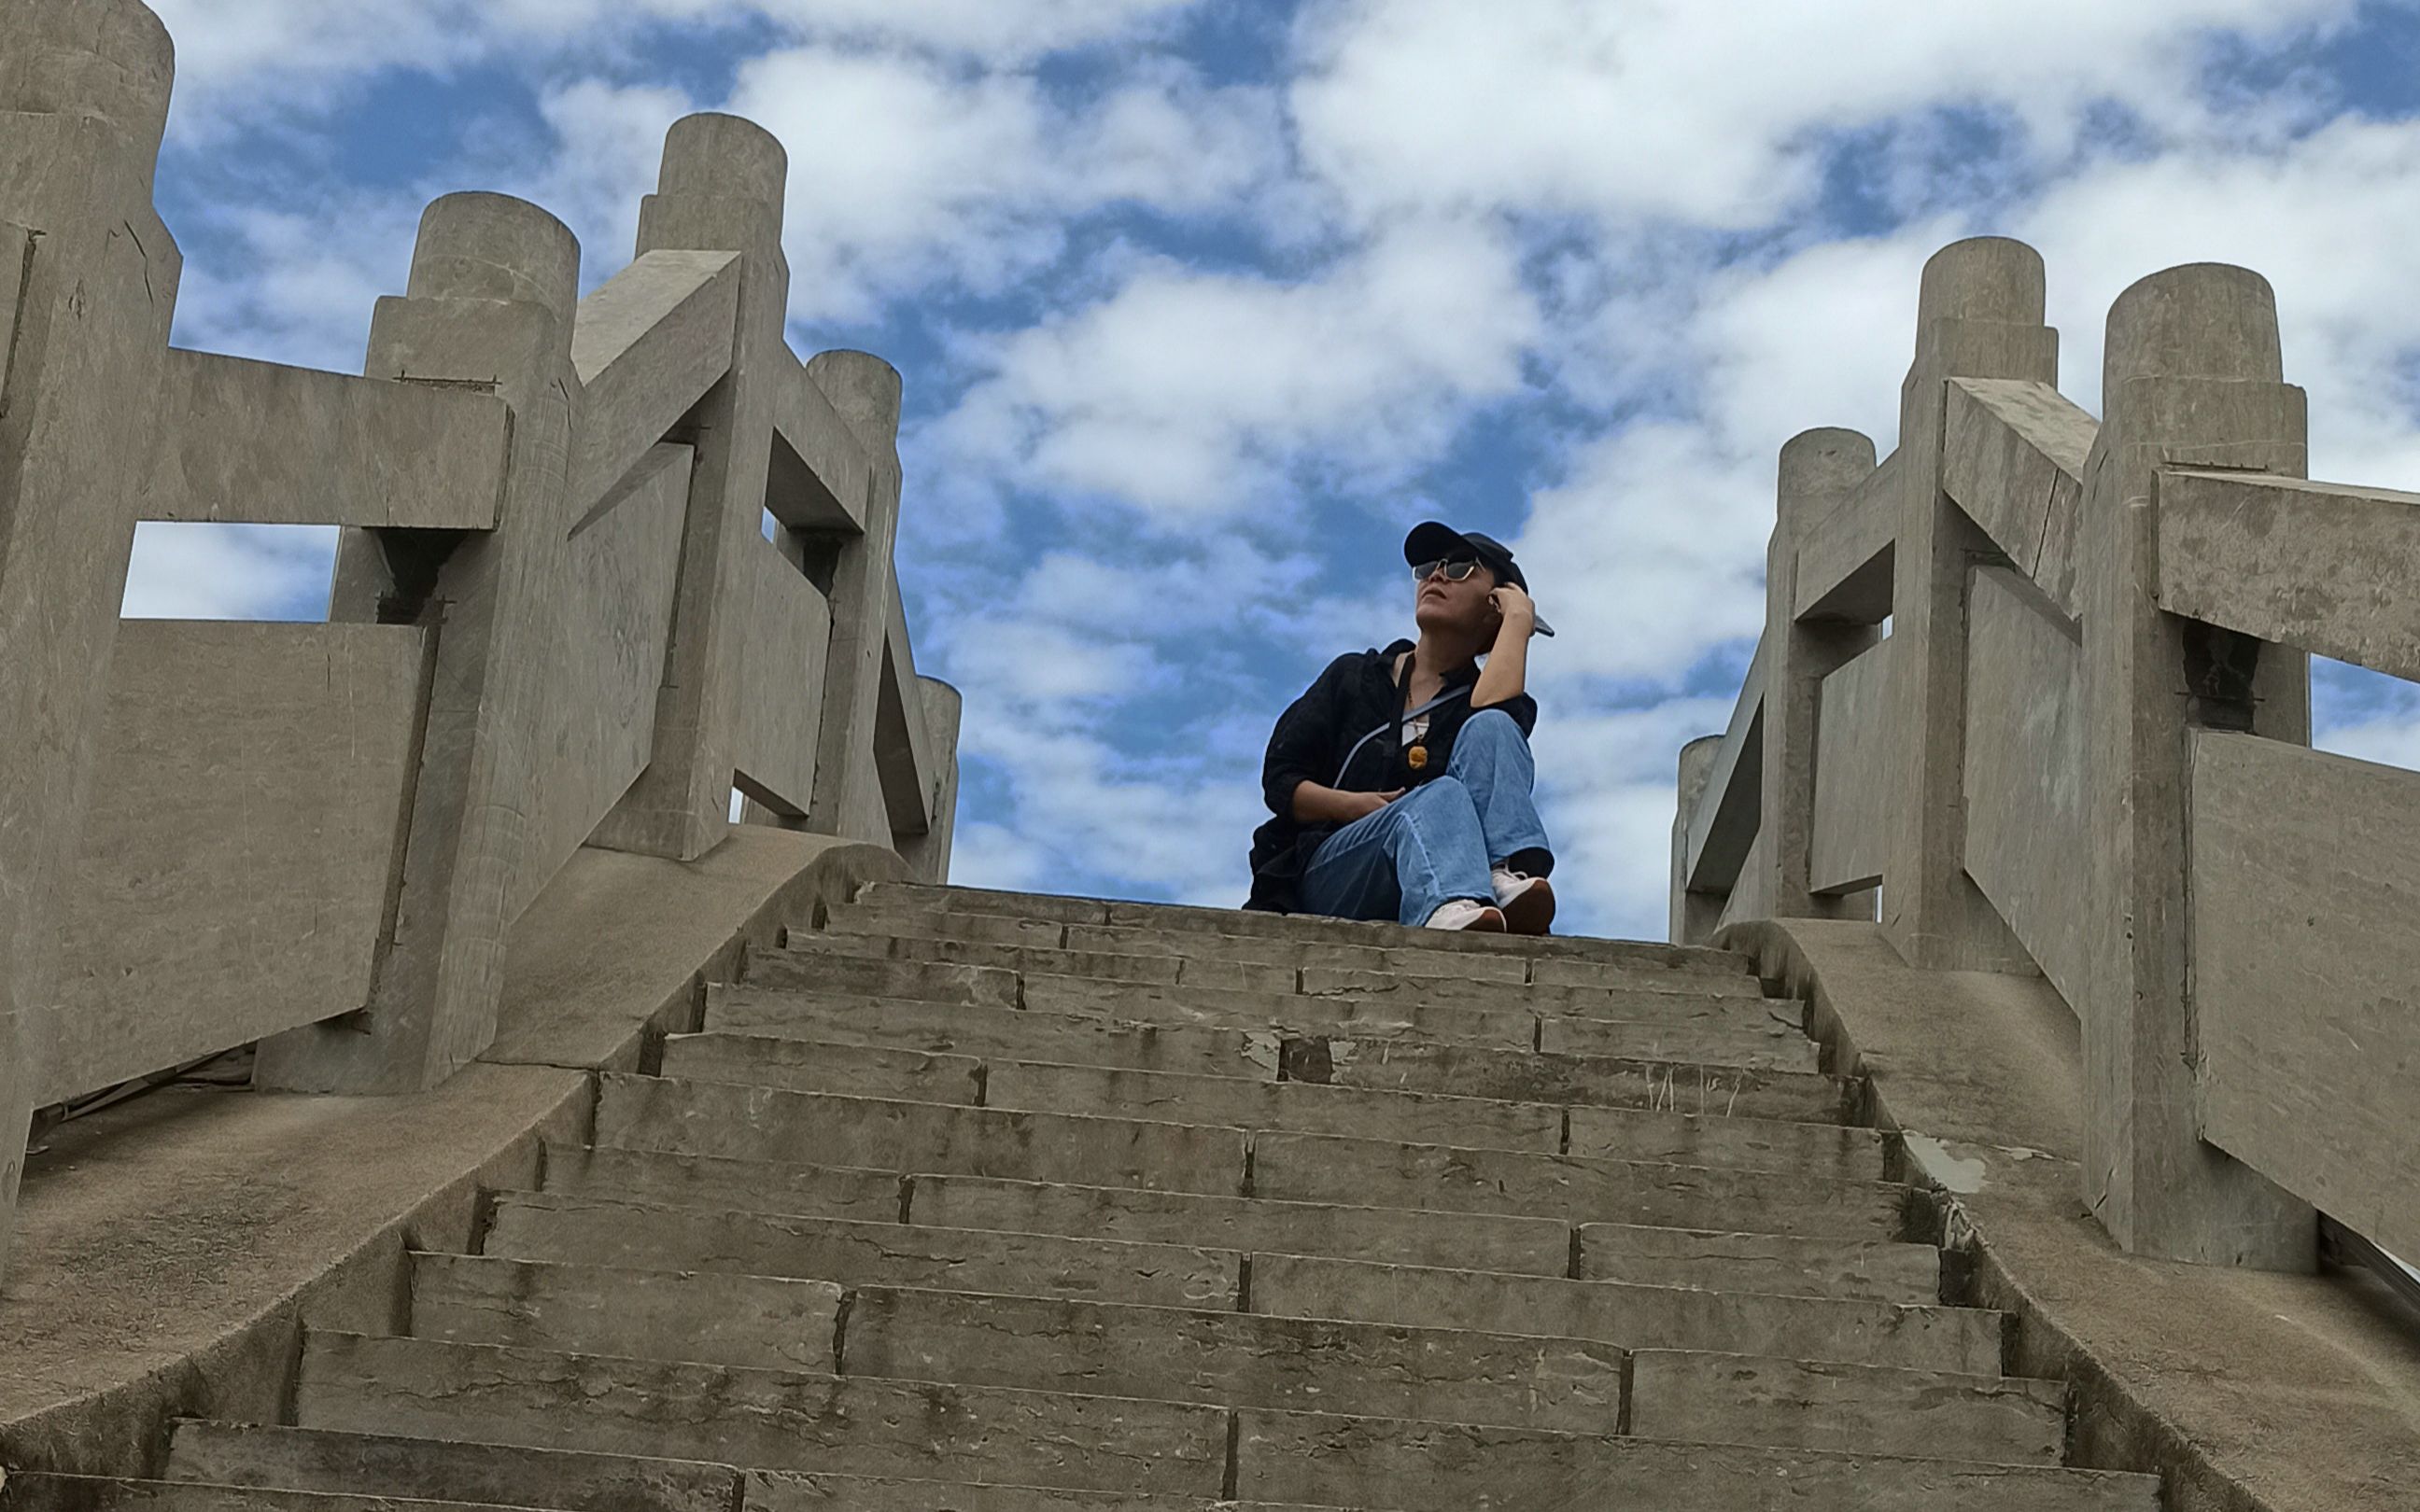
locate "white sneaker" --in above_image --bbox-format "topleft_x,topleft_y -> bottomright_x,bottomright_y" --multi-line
1424,898 -> 1507,932
1490,868 -> 1555,936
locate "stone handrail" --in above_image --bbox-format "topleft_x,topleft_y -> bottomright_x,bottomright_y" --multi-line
1672,233 -> 2420,1275
0,0 -> 960,1281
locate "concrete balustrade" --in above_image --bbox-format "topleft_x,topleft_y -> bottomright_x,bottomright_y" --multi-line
1673,235 -> 2418,1272
0,4 -> 960,1282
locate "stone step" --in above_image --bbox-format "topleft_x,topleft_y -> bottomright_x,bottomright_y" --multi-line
1284,1034 -> 1849,1124
1562,1101 -> 1887,1181
0,1478 -> 513,1512
411,1253 -> 842,1373
294,1334 -> 1230,1500
1251,1130 -> 1913,1239
1248,1251 -> 2002,1375
658,1032 -> 989,1107
538,1141 -> 903,1223
594,1073 -> 1246,1195
704,987 -> 1273,1079
782,926 -> 1276,991
1628,1349 -> 2066,1464
1232,1407 -> 2159,1511
839,1284 -> 1623,1434
1058,920 -> 1533,985
533,1145 -> 1575,1278
856,882 -> 1760,976
164,1424 -> 1304,1512
908,1171 -> 1574,1277
1017,973 -> 1534,1051
1578,1222 -> 1942,1306
166,1421 -> 739,1512
739,950 -> 1020,1008
485,1190 -> 1240,1309
1296,967 -> 1776,1017
1538,1011 -> 1815,1069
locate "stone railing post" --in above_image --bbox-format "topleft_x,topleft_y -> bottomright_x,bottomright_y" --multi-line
2079,264 -> 2314,1268
0,0 -> 181,1276
1761,427 -> 1880,917
1670,735 -> 1724,945
1880,237 -> 2060,971
899,676 -> 964,881
804,349 -> 908,845
255,193 -> 583,1095
592,114 -> 792,861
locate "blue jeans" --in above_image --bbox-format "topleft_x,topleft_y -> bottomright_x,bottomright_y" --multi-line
1300,709 -> 1553,927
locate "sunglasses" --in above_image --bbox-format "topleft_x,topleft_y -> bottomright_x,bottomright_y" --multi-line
1411,557 -> 1483,583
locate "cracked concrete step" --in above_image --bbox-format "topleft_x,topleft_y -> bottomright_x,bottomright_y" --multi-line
1284,1035 -> 1849,1124
705,987 -> 1273,1079
485,1190 -> 1239,1309
745,1472 -> 1316,1510
856,882 -> 1761,977
294,1334 -> 1230,1499
594,1073 -> 1246,1194
165,1421 -> 739,1512
0,1480 -> 516,1512
781,926 -> 1307,993
411,1253 -> 842,1372
1295,968 -> 1775,1018
1233,1408 -> 2159,1511
659,1032 -> 989,1107
1249,1251 -> 2001,1375
1628,1349 -> 2065,1464
1253,1130 -> 1914,1239
1536,1011 -> 1814,1069
841,1285 -> 1623,1434
740,950 -> 1020,1007
1578,1222 -> 1942,1306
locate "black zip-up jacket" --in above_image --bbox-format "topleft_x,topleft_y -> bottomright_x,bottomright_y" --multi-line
1245,639 -> 1539,913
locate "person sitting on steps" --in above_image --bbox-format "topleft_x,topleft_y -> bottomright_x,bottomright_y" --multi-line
1246,521 -> 1557,934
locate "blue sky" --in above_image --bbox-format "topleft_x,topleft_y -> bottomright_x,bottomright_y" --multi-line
125,0 -> 2420,938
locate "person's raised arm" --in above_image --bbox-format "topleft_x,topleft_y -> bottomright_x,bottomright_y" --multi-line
1472,583 -> 1537,709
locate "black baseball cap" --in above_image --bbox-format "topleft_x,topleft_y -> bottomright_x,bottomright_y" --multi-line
1404,521 -> 1555,637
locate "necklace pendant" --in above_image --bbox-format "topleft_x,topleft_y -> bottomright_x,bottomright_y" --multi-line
1406,745 -> 1428,771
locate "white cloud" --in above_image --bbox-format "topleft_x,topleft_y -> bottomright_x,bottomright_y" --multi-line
933,218 -> 1540,519
1289,0 -> 2360,230
120,524 -> 336,620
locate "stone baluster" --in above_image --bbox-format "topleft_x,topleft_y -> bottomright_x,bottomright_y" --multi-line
803,349 -> 908,845
2079,264 -> 2314,1268
1761,427 -> 1881,918
901,676 -> 965,881
255,193 -> 584,1094
1879,237 -> 2061,971
1670,735 -> 1724,945
0,0 -> 182,1278
592,114 -> 794,861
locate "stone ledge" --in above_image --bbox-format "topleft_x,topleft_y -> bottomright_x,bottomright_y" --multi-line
1722,917 -> 2420,1512
0,828 -> 904,1477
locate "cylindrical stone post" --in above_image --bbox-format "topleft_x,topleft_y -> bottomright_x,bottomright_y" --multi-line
803,347 -> 908,846
0,0 -> 181,1283
592,114 -> 795,861
257,192 -> 584,1096
901,676 -> 965,882
1879,237 -> 2060,971
2079,262 -> 2314,1269
1671,735 -> 1725,945
1761,427 -> 1881,917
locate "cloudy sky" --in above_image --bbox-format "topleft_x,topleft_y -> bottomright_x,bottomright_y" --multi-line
127,0 -> 2420,938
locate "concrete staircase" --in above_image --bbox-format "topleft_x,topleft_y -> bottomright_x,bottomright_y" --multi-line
8,884 -> 2163,1511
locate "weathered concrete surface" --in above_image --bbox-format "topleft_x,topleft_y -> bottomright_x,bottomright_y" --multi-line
1248,1252 -> 2002,1376
1537,1012 -> 1819,1071
565,247 -> 739,513
1793,448 -> 1900,623
1250,1132 -> 1911,1239
703,991 -> 1268,1080
1577,1222 -> 1940,1306
659,1031 -> 989,1107
2187,733 -> 2420,1265
1683,637 -> 1766,897
1307,965 -> 1767,1009
1562,1104 -> 1886,1182
593,1076 -> 1247,1194
908,1173 -> 1573,1277
411,1253 -> 843,1373
730,535 -> 834,816
538,1142 -> 903,1224
1232,1408 -> 2159,1510
0,1477 -> 526,1511
51,622 -> 427,1102
1626,1349 -> 2065,1463
793,920 -> 1190,987
1943,375 -> 2096,620
742,950 -> 1020,1008
748,1472 -> 1305,1511
1289,1035 -> 1847,1123
169,1421 -> 737,1512
801,350 -> 908,847
297,1334 -> 1229,1497
485,1191 -> 1240,1310
982,1061 -> 1566,1154
1021,974 -> 1536,1049
1808,636 -> 1891,894
1,827 -> 900,1477
842,1285 -> 1625,1431
482,829 -> 906,1072
1726,917 -> 2420,1512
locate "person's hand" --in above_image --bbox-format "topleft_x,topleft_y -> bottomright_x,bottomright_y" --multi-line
1489,584 -> 1537,637
1345,789 -> 1404,821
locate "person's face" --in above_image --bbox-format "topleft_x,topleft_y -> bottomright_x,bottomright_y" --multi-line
1413,555 -> 1499,637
